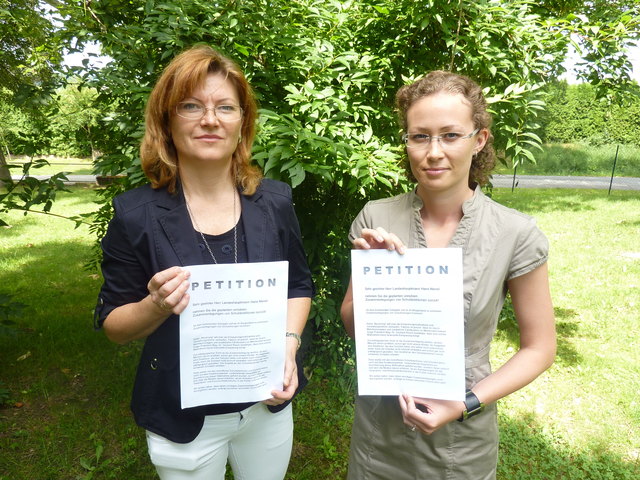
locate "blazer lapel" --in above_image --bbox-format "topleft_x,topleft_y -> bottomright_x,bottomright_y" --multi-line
240,187 -> 268,263
155,188 -> 204,267
153,184 -> 273,266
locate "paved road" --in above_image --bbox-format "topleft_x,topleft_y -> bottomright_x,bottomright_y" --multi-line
491,174 -> 640,191
10,174 -> 640,191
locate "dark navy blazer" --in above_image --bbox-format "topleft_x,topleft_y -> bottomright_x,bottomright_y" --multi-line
95,179 -> 314,443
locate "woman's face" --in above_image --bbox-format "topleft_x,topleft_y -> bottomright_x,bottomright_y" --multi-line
405,92 -> 487,196
170,72 -> 242,169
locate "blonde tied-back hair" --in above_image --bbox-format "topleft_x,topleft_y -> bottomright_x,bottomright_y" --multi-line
396,70 -> 496,187
140,45 -> 262,194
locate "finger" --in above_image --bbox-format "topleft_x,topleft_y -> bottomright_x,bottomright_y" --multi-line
373,227 -> 394,250
148,271 -> 187,302
269,388 -> 294,403
361,228 -> 385,244
398,394 -> 408,415
172,292 -> 191,315
148,266 -> 186,290
402,395 -> 422,423
387,232 -> 407,254
355,228 -> 394,250
404,393 -> 417,410
283,369 -> 298,391
352,237 -> 372,250
282,356 -> 297,387
399,395 -> 417,428
156,277 -> 191,310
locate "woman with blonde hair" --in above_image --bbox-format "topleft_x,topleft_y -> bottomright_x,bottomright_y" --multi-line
94,45 -> 313,479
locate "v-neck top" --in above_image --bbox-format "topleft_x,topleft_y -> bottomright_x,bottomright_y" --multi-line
348,185 -> 548,374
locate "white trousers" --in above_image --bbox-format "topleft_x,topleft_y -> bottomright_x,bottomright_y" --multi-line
146,403 -> 293,480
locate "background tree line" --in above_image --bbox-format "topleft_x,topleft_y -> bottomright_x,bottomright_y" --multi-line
1,0 -> 639,378
3,80 -> 639,160
541,81 -> 640,146
0,81 -> 100,159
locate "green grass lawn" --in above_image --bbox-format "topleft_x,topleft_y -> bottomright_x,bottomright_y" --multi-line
491,188 -> 640,479
0,186 -> 639,479
494,143 -> 640,177
6,156 -> 94,177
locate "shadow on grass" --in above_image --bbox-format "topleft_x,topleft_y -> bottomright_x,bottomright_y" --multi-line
0,234 -> 157,479
497,301 -> 581,367
0,234 -> 107,370
286,377 -> 640,480
498,413 -> 639,480
492,188 -> 640,215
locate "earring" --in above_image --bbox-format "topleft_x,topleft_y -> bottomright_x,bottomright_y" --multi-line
237,135 -> 242,144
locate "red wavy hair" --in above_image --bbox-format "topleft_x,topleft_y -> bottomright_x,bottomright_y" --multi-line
140,45 -> 262,194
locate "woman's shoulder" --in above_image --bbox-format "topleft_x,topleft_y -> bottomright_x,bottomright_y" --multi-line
475,192 -> 547,246
479,192 -> 538,226
254,178 -> 292,199
112,183 -> 172,215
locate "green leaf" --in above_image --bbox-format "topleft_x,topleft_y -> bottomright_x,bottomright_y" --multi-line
289,163 -> 306,188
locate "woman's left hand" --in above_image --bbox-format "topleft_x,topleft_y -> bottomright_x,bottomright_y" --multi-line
263,337 -> 299,406
398,394 -> 465,435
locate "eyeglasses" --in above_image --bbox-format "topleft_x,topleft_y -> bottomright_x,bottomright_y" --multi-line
176,101 -> 243,122
402,128 -> 480,149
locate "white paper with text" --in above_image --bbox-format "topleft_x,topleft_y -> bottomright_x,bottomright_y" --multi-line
351,249 -> 465,400
179,262 -> 288,409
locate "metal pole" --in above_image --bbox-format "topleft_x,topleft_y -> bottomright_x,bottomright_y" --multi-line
608,145 -> 620,195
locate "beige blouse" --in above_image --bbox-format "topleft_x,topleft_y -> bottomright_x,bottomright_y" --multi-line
347,186 -> 549,480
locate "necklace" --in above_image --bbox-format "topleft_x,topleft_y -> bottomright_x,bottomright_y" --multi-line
185,189 -> 238,264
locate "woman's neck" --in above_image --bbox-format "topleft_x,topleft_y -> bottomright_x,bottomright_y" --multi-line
416,184 -> 474,225
179,162 -> 235,201
180,164 -> 240,236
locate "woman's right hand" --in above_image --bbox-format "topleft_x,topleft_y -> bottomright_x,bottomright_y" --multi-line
341,227 -> 406,339
103,266 -> 191,344
352,227 -> 406,253
147,266 -> 191,316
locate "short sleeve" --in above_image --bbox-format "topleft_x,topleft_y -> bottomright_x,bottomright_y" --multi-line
507,219 -> 549,280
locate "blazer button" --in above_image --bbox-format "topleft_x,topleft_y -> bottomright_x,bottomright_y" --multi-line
150,358 -> 159,370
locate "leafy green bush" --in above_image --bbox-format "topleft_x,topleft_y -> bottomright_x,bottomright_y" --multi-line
50,0 -> 639,376
541,81 -> 640,146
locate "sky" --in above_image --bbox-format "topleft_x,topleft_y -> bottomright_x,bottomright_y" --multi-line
64,43 -> 110,69
560,43 -> 640,84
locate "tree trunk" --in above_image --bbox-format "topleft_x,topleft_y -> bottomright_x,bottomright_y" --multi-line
0,148 -> 11,187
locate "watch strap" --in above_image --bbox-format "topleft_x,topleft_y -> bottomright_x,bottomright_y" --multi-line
286,331 -> 302,350
458,390 -> 484,422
